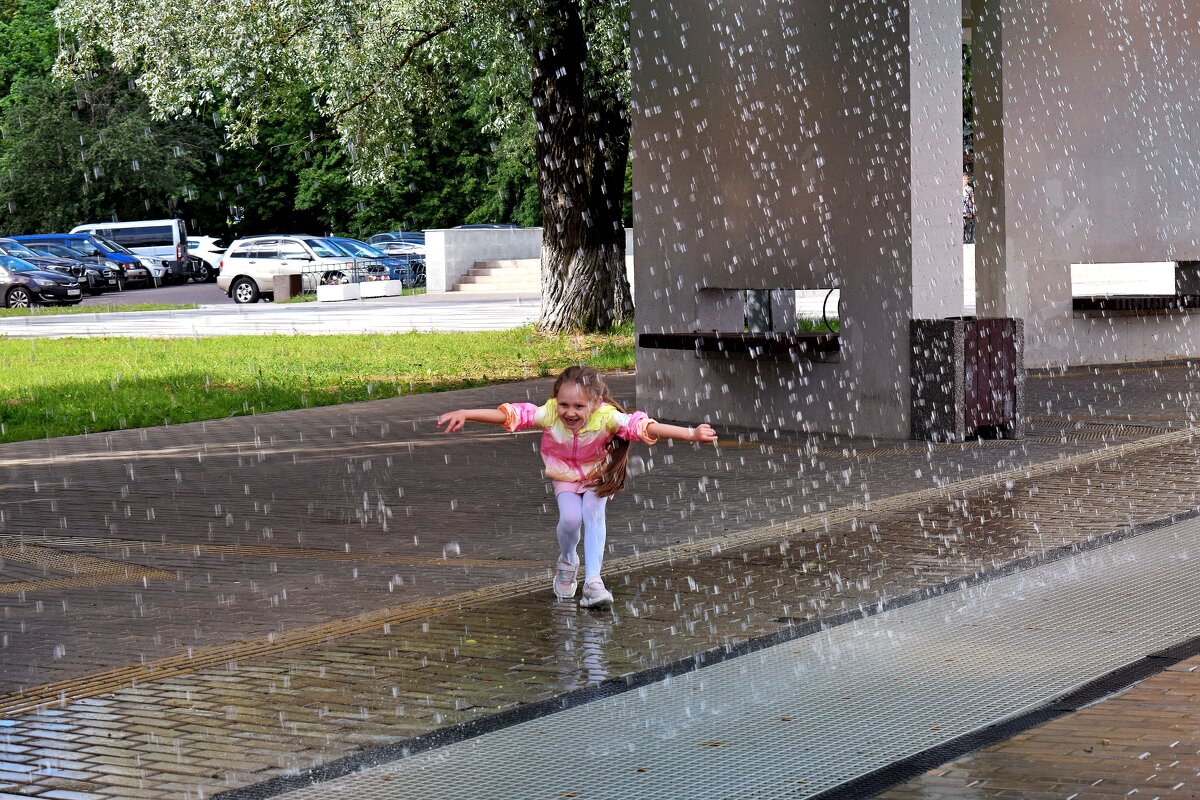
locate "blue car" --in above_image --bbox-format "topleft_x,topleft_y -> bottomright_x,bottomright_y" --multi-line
327,236 -> 419,287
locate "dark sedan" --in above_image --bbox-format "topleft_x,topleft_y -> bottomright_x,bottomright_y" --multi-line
23,240 -> 135,289
0,255 -> 83,307
0,238 -> 114,295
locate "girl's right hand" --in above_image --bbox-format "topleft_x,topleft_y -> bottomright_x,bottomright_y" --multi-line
437,411 -> 469,433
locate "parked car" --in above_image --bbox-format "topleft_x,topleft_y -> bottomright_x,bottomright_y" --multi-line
366,233 -> 425,285
12,234 -> 149,289
374,241 -> 424,256
186,236 -> 226,283
134,255 -> 171,286
367,231 -> 425,246
0,255 -> 83,307
216,235 -> 364,303
25,241 -> 89,260
325,237 -> 414,285
370,241 -> 426,286
0,238 -> 114,295
71,219 -> 190,283
318,238 -> 391,282
24,242 -> 122,291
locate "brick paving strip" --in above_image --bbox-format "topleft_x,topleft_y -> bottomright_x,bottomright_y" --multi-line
880,653 -> 1200,800
4,426 -> 1200,797
0,542 -> 175,592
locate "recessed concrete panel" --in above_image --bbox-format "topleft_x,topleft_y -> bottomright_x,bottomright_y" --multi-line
632,0 -> 962,436
973,0 -> 1200,366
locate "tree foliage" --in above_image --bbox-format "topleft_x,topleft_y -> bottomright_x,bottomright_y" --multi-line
0,70 -> 213,234
0,0 -> 585,302
0,0 -> 214,233
54,0 -> 634,331
0,0 -> 58,94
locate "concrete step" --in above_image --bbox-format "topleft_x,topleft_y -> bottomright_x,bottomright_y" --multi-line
452,258 -> 542,292
456,273 -> 541,285
455,281 -> 542,293
453,268 -> 540,281
467,266 -> 541,277
472,262 -> 540,275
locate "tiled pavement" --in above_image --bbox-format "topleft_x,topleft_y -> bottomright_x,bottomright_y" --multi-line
1,365 -> 1200,797
881,653 -> 1200,800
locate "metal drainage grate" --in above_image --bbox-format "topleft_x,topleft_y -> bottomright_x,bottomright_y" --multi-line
272,516 -> 1200,800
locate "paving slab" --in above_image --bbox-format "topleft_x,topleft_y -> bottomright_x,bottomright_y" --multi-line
882,653 -> 1200,799
264,514 -> 1200,800
0,363 -> 1198,797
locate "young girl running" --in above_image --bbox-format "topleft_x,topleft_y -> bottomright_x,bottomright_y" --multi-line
437,366 -> 717,608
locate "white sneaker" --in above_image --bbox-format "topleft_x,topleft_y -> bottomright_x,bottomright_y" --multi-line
553,557 -> 579,599
579,577 -> 613,608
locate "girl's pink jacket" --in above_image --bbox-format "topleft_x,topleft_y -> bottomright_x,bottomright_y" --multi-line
499,400 -> 656,494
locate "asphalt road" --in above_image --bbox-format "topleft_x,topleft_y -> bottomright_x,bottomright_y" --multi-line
79,277 -> 232,306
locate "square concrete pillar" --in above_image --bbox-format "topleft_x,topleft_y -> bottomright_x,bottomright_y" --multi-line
973,0 -> 1200,367
632,0 -> 963,437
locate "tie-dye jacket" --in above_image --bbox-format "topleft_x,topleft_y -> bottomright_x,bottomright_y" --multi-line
499,399 -> 657,494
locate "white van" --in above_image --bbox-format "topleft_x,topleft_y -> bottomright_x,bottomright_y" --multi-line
70,219 -> 189,284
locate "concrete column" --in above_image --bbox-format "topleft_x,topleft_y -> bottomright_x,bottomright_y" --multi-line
632,0 -> 962,437
972,0 -> 1200,367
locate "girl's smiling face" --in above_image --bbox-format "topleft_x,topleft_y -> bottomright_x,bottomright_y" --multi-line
556,383 -> 599,432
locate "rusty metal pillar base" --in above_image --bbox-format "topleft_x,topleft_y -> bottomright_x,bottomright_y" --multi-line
910,318 -> 1025,442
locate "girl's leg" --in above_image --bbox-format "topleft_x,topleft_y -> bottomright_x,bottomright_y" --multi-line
580,490 -> 609,581
555,491 -> 584,564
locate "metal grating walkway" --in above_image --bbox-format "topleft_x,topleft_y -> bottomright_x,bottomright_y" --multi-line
274,517 -> 1200,800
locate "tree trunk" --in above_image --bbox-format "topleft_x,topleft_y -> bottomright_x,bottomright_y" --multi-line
529,0 -> 632,333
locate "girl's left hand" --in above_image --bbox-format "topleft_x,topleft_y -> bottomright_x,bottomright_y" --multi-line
691,424 -> 718,443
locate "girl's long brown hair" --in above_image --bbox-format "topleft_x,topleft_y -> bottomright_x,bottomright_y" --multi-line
554,366 -> 631,498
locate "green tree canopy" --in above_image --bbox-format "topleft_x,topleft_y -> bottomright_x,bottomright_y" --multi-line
0,71 -> 212,234
55,0 -> 633,331
0,0 -> 58,94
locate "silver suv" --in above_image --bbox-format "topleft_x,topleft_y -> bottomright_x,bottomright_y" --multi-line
217,236 -> 360,303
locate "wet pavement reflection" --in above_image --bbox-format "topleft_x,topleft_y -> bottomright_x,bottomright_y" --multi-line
1,366 -> 1200,797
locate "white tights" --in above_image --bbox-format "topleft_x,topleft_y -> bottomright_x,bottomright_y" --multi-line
556,489 -> 608,581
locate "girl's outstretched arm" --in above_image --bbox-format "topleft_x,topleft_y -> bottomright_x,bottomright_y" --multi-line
647,421 -> 718,443
437,408 -> 508,433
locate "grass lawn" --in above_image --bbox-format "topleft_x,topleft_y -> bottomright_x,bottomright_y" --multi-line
0,303 -> 198,318
0,325 -> 635,442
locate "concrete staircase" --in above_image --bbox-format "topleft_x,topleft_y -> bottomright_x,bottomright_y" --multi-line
452,259 -> 541,293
